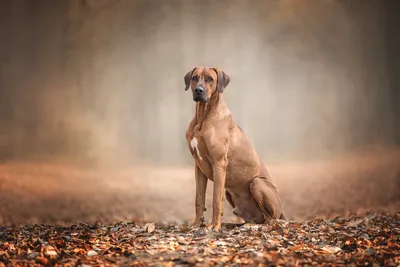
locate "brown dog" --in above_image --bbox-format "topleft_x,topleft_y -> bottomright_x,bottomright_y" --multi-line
184,67 -> 286,232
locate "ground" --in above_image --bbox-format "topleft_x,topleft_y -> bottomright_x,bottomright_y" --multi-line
0,214 -> 399,266
0,147 -> 399,266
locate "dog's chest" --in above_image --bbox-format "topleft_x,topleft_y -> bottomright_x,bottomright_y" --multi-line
188,133 -> 206,161
189,134 -> 214,178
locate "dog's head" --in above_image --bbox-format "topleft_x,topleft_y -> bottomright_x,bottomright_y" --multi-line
184,67 -> 230,102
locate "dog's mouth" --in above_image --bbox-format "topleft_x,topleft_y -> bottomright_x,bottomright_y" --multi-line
193,94 -> 208,102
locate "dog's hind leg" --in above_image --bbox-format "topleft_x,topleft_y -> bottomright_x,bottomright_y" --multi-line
249,177 -> 284,223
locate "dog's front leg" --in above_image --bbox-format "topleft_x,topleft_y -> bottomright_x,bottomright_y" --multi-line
193,165 -> 208,227
209,162 -> 227,232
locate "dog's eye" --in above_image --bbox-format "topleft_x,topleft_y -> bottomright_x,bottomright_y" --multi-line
192,76 -> 199,82
206,76 -> 213,82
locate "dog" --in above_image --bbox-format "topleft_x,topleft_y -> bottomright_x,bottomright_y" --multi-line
184,67 -> 286,232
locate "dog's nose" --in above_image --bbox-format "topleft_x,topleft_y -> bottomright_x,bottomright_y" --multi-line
194,86 -> 204,94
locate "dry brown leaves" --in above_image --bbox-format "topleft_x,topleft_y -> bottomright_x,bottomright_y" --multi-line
0,213 -> 399,267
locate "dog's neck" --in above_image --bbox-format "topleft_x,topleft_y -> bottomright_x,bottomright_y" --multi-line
195,92 -> 224,129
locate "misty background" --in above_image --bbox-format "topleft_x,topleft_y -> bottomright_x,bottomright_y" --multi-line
0,0 -> 399,166
0,0 -> 399,225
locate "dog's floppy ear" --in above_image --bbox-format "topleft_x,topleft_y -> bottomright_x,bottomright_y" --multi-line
213,68 -> 230,93
184,67 -> 196,91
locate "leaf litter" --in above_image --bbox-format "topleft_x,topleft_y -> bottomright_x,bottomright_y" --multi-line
0,212 -> 399,266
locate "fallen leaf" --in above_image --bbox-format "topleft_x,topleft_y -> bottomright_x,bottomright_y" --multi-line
144,222 -> 156,233
320,246 -> 342,254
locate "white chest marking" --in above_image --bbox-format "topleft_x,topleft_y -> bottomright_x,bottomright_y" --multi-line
190,137 -> 203,160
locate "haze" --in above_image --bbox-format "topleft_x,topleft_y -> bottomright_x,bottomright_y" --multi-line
0,0 -> 399,225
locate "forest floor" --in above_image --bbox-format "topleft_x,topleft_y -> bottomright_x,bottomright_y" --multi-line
0,213 -> 399,266
0,147 -> 399,266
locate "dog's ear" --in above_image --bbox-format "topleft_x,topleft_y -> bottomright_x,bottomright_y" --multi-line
213,68 -> 230,93
184,67 -> 196,91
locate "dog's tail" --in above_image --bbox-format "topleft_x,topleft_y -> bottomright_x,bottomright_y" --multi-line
279,212 -> 287,221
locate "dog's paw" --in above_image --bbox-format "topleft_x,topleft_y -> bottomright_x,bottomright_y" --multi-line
207,223 -> 222,232
191,222 -> 201,228
191,219 -> 206,228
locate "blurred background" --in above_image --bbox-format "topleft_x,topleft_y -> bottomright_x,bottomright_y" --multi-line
0,0 -> 399,225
